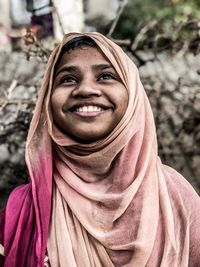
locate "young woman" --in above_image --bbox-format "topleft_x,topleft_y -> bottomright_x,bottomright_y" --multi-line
0,32 -> 200,267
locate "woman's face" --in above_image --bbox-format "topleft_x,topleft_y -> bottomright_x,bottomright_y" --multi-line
51,45 -> 128,143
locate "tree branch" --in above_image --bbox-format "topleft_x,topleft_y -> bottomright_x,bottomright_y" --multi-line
107,0 -> 128,37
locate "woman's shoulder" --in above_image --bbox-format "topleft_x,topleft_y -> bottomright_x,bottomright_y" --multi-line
163,165 -> 200,264
4,183 -> 34,222
0,183 -> 33,233
0,183 -> 33,265
0,183 -> 32,223
8,182 -> 31,199
161,164 -> 200,228
163,164 -> 200,208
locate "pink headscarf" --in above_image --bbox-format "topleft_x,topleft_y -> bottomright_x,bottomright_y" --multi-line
1,32 -> 200,267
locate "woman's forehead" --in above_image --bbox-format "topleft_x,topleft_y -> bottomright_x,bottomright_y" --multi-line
55,45 -> 115,73
53,35 -> 129,89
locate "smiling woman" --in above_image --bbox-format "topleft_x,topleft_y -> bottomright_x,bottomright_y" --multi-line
51,41 -> 128,143
0,33 -> 200,267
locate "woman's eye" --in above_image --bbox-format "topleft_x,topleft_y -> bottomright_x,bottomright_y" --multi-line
98,73 -> 116,81
61,76 -> 78,84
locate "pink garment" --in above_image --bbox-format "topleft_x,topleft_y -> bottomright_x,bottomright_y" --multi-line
0,32 -> 200,267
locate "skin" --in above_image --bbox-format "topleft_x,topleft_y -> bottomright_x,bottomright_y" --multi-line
51,45 -> 128,143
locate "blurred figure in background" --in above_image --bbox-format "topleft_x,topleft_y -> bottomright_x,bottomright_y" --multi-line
0,0 -> 84,49
26,0 -> 54,39
26,0 -> 84,40
0,1 -> 11,51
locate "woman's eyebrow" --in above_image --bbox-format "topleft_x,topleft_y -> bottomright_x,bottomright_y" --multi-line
55,63 -> 114,76
55,65 -> 78,76
91,64 -> 114,71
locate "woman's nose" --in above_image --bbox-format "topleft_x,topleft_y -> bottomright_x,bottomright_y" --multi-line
72,80 -> 102,98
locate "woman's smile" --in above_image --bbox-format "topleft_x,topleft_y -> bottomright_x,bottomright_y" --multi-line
70,105 -> 109,117
51,45 -> 128,143
66,101 -> 113,117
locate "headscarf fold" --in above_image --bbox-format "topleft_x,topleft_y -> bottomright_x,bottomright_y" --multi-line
2,32 -> 195,267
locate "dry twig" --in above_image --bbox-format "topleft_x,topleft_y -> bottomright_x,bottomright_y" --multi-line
22,29 -> 51,63
107,0 -> 128,37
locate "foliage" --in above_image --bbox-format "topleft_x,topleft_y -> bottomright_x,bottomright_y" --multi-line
113,0 -> 200,49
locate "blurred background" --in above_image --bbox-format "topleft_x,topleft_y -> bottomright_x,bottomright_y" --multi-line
0,0 -> 200,208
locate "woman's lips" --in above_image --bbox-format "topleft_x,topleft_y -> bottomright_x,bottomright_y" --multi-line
73,111 -> 105,117
71,105 -> 109,117
75,105 -> 104,112
67,103 -> 112,117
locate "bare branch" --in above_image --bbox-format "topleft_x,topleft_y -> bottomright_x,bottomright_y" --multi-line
109,38 -> 131,47
52,5 -> 65,36
107,0 -> 128,37
131,20 -> 157,51
7,80 -> 18,99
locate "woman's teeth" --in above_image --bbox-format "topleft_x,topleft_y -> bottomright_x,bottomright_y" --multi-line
75,106 -> 103,112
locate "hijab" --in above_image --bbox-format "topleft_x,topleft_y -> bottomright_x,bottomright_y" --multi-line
2,32 -> 198,267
